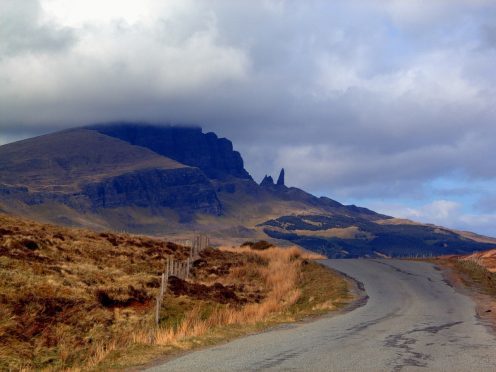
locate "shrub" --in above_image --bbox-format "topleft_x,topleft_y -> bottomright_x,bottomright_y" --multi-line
251,240 -> 274,250
241,240 -> 274,250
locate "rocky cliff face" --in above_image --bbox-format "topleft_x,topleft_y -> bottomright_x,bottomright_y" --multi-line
82,167 -> 221,216
90,124 -> 252,180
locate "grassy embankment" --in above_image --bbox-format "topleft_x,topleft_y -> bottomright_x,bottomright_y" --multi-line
434,257 -> 496,297
0,214 -> 351,371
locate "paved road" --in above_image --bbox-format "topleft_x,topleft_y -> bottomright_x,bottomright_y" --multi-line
149,259 -> 496,371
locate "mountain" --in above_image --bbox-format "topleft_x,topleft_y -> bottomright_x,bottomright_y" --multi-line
1,123 -> 495,257
90,123 -> 251,180
0,128 -> 221,225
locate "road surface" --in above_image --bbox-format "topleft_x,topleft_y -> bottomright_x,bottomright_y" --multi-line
149,259 -> 496,371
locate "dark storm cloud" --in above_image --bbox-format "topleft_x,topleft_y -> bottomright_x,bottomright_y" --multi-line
1,0 -> 496,209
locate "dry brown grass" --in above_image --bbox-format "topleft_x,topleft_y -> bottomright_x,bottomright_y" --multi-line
0,214 -> 349,371
133,246 -> 308,347
122,245 -> 348,369
462,249 -> 496,273
0,213 -> 195,370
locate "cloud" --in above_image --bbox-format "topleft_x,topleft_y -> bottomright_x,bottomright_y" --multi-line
0,0 -> 75,57
1,0 -> 496,234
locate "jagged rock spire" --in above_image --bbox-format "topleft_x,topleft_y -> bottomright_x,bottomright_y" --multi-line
276,168 -> 285,186
260,175 -> 274,187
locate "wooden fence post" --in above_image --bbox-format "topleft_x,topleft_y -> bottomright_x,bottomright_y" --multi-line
155,296 -> 160,325
160,273 -> 164,298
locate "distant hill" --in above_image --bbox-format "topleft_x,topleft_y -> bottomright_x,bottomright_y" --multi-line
1,123 -> 495,257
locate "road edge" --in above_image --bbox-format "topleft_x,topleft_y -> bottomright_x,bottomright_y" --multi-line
320,260 -> 369,315
135,261 -> 368,371
434,263 -> 496,335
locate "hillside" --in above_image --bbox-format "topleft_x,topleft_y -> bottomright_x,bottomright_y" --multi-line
1,123 -> 495,257
0,213 -> 348,370
0,129 -> 184,192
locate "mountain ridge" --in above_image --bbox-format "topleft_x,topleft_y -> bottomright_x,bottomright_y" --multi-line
0,123 -> 494,258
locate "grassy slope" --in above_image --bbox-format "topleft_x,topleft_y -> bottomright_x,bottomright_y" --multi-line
462,249 -> 496,272
0,128 -> 185,192
0,214 -> 351,370
433,257 -> 496,298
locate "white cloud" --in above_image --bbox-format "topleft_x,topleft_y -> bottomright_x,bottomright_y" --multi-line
41,0 -> 178,26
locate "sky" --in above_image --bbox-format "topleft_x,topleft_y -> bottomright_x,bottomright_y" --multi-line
1,0 -> 496,235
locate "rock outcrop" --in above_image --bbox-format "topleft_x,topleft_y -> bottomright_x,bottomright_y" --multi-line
276,168 -> 285,186
260,175 -> 274,187
90,124 -> 252,180
260,169 -> 286,188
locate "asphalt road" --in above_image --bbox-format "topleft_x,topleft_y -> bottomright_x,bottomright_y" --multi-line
149,259 -> 496,371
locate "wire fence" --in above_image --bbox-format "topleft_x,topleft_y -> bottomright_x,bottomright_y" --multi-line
155,234 -> 210,325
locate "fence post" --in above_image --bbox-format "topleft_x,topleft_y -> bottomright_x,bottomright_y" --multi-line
160,273 -> 165,297
155,296 -> 160,325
